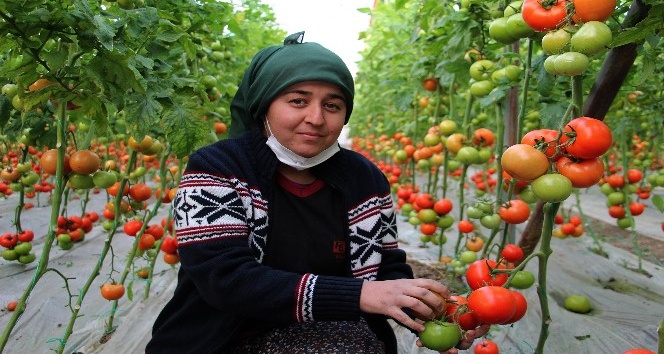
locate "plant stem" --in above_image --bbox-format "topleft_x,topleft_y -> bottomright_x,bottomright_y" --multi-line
534,202 -> 560,354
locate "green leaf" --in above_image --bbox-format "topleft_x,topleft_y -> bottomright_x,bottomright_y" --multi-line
93,15 -> 116,50
125,93 -> 161,138
653,195 -> 664,213
127,280 -> 134,301
162,103 -> 208,158
611,5 -> 664,47
0,96 -> 11,128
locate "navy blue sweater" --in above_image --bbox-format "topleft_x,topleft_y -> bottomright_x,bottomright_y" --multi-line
146,128 -> 414,353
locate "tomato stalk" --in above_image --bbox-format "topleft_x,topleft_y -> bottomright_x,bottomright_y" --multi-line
620,130 -> 647,274
571,190 -> 607,257
55,149 -> 138,354
0,103 -> 68,352
533,201 -> 560,354
453,164 -> 470,256
658,317 -> 663,354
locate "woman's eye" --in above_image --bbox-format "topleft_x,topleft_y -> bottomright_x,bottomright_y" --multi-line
290,98 -> 306,105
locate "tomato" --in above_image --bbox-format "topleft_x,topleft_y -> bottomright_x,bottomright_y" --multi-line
570,21 -> 613,56
506,12 -> 535,39
510,270 -> 536,289
458,220 -> 475,233
622,349 -> 656,354
488,17 -> 518,45
123,219 -> 143,237
503,290 -> 528,324
460,250 -> 478,264
422,77 -> 438,92
129,183 -> 153,202
541,27 -> 571,54
456,147 -> 480,165
629,201 -> 645,216
213,121 -> 228,134
418,321 -> 462,351
433,198 -> 453,215
472,128 -> 495,147
498,199 -> 531,224
605,173 -> 625,188
100,283 -> 125,301
138,233 -> 156,250
465,259 -> 508,290
469,80 -> 494,98
128,135 -> 154,153
564,294 -> 592,313
556,156 -> 604,188
0,233 -> 19,248
68,173 -> 96,189
468,285 -> 516,324
29,78 -> 53,91
501,244 -> 524,263
465,237 -> 484,252
521,128 -> 560,160
161,236 -> 179,254
92,170 -> 118,189
521,0 -> 567,32
145,224 -> 165,240
501,144 -> 550,181
554,51 -> 589,76
445,133 -> 466,154
469,60 -> 496,81
560,117 -> 612,159
163,252 -> 180,264
39,149 -> 72,175
474,339 -> 499,354
18,230 -> 34,243
0,167 -> 21,183
136,268 -> 150,279
466,206 -> 484,219
445,295 -> 478,330
608,205 -> 626,219
626,169 -> 643,183
107,181 -> 129,197
530,173 -> 573,202
480,213 -> 502,230
414,193 -> 435,209
69,150 -> 101,175
438,120 -> 458,136
571,0 -> 616,23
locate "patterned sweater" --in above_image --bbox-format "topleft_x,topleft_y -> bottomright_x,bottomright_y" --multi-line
146,128 -> 414,353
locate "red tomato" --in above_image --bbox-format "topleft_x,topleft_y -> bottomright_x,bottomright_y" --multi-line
629,202 -> 645,216
501,244 -> 524,263
465,259 -> 508,290
433,198 -> 453,215
498,199 -> 531,224
608,205 -> 626,219
458,220 -> 475,233
445,295 -> 479,331
472,128 -> 496,147
123,219 -> 143,237
138,233 -> 156,250
560,117 -> 612,159
100,283 -> 125,301
521,128 -> 560,160
626,169 -> 643,183
474,339 -> 499,354
160,236 -> 179,254
521,0 -> 568,32
414,193 -> 435,209
503,290 -> 528,324
467,286 -> 516,325
556,157 -> 604,188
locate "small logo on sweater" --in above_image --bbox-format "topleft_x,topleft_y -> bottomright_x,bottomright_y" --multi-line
332,240 -> 345,258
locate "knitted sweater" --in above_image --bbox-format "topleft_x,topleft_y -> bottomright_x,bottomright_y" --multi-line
146,128 -> 414,353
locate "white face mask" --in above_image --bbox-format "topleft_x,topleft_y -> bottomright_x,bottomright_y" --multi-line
264,120 -> 340,171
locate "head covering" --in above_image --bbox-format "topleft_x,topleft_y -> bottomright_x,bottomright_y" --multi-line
229,32 -> 355,138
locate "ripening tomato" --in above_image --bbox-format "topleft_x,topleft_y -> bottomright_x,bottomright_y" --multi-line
69,150 -> 101,175
629,202 -> 645,216
556,156 -> 604,188
414,193 -> 436,209
465,259 -> 508,290
501,144 -> 550,181
472,128 -> 495,147
100,283 -> 125,301
474,339 -> 500,354
521,129 -> 560,160
467,285 -> 516,324
445,295 -> 478,331
163,252 -> 180,264
498,199 -> 531,224
571,0 -> 616,23
521,0 -> 567,32
560,117 -> 612,159
160,236 -> 179,254
40,149 -> 72,175
422,77 -> 438,92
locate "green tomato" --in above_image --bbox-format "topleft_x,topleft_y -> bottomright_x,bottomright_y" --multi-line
2,249 -> 19,261
447,159 -> 462,171
456,146 -> 480,165
469,60 -> 496,81
469,80 -> 494,98
564,294 -> 592,314
570,21 -> 612,55
14,242 -> 32,256
503,1 -> 523,17
489,17 -> 519,45
519,186 -> 539,204
438,215 -> 455,229
506,13 -> 535,39
68,173 -> 96,190
600,183 -> 615,195
1,83 -> 19,98
554,52 -> 589,76
18,253 -> 36,264
616,217 -> 633,229
543,55 -> 560,75
466,206 -> 484,219
531,173 -> 573,203
92,170 -> 118,189
480,213 -> 502,230
20,172 -> 39,186
607,191 -> 625,206
503,64 -> 523,81
541,28 -> 571,54
510,270 -> 536,289
418,321 -> 462,351
459,250 -> 478,264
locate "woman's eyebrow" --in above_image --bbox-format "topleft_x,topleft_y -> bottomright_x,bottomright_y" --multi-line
284,89 -> 345,102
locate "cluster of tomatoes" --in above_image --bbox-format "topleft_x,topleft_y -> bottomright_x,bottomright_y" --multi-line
488,0 -> 535,45
55,212 -> 99,250
0,148 -> 55,204
600,168 -> 650,229
397,188 -> 456,246
419,245 -> 531,352
503,116 -> 613,204
520,0 -> 616,77
0,229 -> 36,264
552,213 -> 585,238
467,58 -> 522,99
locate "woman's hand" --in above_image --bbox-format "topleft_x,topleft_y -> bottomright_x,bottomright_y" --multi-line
415,324 -> 491,353
359,278 -> 449,332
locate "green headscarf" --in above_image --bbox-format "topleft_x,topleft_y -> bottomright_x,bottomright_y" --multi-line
229,32 -> 355,138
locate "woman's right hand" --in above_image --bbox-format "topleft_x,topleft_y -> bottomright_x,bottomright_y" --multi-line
359,278 -> 449,332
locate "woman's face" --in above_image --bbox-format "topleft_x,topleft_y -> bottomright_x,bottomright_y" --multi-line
265,81 -> 347,158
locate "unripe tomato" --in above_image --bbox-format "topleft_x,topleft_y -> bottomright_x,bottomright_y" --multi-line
501,144 -> 549,181
418,321 -> 462,351
530,173 -> 573,202
570,21 -> 612,55
542,27 -> 571,54
554,52 -> 589,76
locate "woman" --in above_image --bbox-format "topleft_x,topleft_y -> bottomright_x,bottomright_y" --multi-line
147,32 -> 485,354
